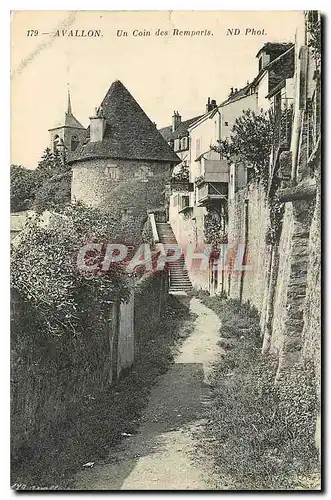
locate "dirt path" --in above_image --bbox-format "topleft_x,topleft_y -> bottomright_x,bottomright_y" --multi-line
74,297 -> 223,490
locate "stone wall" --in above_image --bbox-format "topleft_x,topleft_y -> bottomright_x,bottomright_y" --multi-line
227,178 -> 320,375
71,158 -> 172,210
228,176 -> 319,358
227,181 -> 270,311
269,203 -> 294,353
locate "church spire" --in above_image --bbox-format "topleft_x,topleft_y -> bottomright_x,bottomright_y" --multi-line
67,88 -> 72,115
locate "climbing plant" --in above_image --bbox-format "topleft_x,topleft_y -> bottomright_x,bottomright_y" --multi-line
204,206 -> 227,248
306,11 -> 321,73
172,164 -> 190,183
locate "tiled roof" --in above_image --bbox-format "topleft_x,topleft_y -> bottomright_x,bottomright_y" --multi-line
68,80 -> 180,164
255,42 -> 293,59
49,111 -> 85,131
219,83 -> 252,107
159,115 -> 203,142
219,43 -> 294,108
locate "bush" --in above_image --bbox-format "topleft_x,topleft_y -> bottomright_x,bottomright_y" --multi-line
11,204 -> 131,463
194,295 -> 320,490
11,165 -> 37,211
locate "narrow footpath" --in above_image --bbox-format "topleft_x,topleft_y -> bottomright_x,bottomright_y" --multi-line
74,297 -> 223,490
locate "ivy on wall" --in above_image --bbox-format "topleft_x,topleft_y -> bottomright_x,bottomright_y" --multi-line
306,11 -> 321,73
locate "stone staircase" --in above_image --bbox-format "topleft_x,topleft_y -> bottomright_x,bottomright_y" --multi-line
156,223 -> 193,294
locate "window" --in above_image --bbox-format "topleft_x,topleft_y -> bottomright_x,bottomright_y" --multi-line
135,165 -> 151,180
71,135 -> 79,152
174,139 -> 181,151
224,121 -> 229,127
173,194 -> 180,207
181,137 -> 189,150
180,195 -> 190,210
53,135 -> 60,152
105,166 -> 118,179
195,139 -> 201,158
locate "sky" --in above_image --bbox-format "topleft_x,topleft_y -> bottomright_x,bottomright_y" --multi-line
11,10 -> 304,169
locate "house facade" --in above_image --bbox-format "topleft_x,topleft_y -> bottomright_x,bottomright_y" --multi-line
161,42 -> 295,294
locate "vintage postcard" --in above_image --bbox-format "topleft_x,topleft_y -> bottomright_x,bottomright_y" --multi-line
10,10 -> 321,491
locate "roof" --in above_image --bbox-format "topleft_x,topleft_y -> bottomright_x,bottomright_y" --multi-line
158,115 -> 203,141
196,148 -> 221,162
252,44 -> 294,95
255,42 -> 294,59
218,83 -> 252,108
68,80 -> 180,164
49,92 -> 85,131
218,43 -> 295,108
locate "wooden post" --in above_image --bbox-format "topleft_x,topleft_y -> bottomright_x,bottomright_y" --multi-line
262,244 -> 280,354
110,299 -> 120,385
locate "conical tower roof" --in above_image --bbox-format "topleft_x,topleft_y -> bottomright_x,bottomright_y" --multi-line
69,80 -> 180,164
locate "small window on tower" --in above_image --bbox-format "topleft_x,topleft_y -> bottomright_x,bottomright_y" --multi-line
71,135 -> 79,152
53,135 -> 60,152
105,166 -> 118,179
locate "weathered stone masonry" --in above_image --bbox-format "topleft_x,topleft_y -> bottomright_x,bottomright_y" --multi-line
71,158 -> 172,209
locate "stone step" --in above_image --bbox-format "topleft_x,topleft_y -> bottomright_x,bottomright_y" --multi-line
169,287 -> 192,292
156,223 -> 193,292
169,284 -> 193,290
170,280 -> 192,285
170,280 -> 192,284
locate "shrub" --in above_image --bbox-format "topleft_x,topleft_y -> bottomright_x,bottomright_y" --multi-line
194,296 -> 320,490
11,203 -> 131,462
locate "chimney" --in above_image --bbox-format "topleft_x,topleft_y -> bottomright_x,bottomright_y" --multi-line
89,106 -> 106,143
229,87 -> 234,96
172,111 -> 181,132
206,98 -> 217,113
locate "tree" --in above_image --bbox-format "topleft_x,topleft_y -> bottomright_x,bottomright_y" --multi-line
10,148 -> 72,212
35,147 -> 68,184
215,109 -> 274,183
33,171 -> 72,212
33,147 -> 71,211
10,165 -> 37,211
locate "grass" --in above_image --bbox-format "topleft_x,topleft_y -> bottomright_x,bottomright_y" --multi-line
11,295 -> 192,490
194,291 -> 320,491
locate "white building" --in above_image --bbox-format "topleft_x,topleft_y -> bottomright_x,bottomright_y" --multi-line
162,42 -> 296,294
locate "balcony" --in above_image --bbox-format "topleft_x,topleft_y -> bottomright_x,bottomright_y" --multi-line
195,159 -> 229,186
197,182 -> 228,206
178,194 -> 192,214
